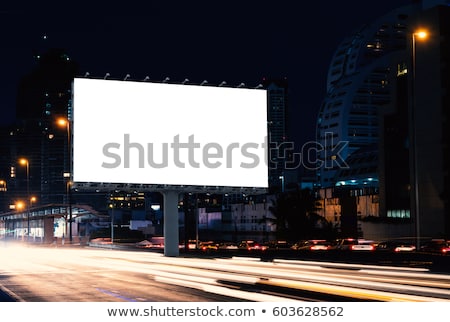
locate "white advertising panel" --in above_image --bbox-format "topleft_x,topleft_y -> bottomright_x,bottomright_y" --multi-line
72,78 -> 268,188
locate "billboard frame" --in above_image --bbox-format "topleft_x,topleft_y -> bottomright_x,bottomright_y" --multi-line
71,76 -> 269,256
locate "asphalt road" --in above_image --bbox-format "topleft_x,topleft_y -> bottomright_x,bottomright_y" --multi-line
1,243 -> 449,302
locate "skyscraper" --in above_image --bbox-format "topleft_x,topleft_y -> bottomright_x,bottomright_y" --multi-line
316,3 -> 420,188
1,48 -> 78,210
316,1 -> 450,239
264,77 -> 290,193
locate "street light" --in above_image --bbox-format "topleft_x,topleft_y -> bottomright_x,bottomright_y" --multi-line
57,117 -> 73,243
29,196 -> 37,239
19,158 -> 30,241
15,201 -> 25,239
410,29 -> 428,250
109,203 -> 114,247
279,175 -> 285,193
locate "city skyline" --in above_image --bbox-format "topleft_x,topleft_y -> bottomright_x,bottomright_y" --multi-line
0,0 -> 449,259
1,0 -> 413,147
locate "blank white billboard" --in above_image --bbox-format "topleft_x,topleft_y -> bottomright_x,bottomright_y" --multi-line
72,78 -> 268,188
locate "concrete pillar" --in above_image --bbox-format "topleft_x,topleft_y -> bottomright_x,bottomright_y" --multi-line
163,190 -> 180,256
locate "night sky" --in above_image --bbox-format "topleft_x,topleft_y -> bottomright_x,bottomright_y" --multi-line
0,0 -> 413,147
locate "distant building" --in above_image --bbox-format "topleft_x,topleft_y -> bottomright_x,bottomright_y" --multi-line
0,48 -> 79,212
263,77 -> 294,193
180,195 -> 277,243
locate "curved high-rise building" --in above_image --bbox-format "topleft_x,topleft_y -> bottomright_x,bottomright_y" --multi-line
316,0 -> 450,240
316,3 -> 420,188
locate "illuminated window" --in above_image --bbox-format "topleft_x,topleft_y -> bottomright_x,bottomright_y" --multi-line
387,209 -> 410,218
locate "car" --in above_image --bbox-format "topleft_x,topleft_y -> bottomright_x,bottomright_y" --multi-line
292,240 -> 331,251
376,240 -> 416,252
179,239 -> 200,250
266,240 -> 292,250
333,238 -> 375,251
420,239 -> 450,254
187,239 -> 200,249
135,240 -> 153,248
199,241 -> 218,252
238,240 -> 268,251
218,242 -> 239,250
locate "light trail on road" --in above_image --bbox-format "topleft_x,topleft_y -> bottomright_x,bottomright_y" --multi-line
0,243 -> 449,302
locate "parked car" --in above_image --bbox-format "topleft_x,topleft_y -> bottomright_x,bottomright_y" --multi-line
420,239 -> 450,254
376,240 -> 416,252
333,238 -> 375,251
292,240 -> 331,251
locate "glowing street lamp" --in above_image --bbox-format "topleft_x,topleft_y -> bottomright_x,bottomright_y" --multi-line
30,196 -> 37,207
19,158 -> 28,168
415,30 -> 428,41
14,200 -> 25,240
57,118 -> 67,127
19,158 -> 30,241
15,201 -> 25,211
410,29 -> 428,250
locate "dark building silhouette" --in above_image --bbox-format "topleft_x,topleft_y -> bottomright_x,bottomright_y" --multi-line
379,3 -> 450,239
16,48 -> 77,121
263,77 -> 291,193
1,48 -> 78,211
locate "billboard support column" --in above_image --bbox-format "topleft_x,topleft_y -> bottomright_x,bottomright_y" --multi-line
163,190 -> 180,257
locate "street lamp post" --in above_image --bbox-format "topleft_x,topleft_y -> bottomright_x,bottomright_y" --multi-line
410,30 -> 428,250
58,118 -> 73,243
110,203 -> 114,247
279,175 -> 285,193
30,196 -> 36,240
19,158 -> 30,241
15,201 -> 25,239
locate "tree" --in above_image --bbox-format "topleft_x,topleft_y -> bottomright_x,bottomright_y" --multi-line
268,188 -> 336,241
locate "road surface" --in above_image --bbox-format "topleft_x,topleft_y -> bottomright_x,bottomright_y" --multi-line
1,243 -> 449,302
